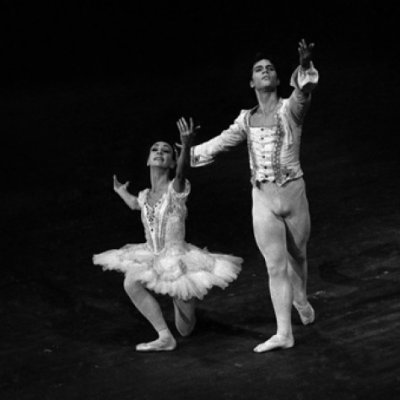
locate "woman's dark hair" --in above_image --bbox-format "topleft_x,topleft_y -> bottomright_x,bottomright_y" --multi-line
148,140 -> 178,162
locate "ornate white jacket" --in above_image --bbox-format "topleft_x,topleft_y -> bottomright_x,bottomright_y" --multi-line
191,63 -> 319,186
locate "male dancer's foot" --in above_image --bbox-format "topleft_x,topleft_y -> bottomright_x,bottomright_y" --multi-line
173,298 -> 196,337
253,334 -> 294,353
136,330 -> 177,352
293,301 -> 315,325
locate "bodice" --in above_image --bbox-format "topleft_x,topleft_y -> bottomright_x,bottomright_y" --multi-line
138,179 -> 190,254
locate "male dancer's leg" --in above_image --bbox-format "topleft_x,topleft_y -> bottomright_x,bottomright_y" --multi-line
284,179 -> 314,325
251,185 -> 294,352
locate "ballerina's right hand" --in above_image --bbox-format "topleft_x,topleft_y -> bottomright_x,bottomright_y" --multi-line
113,174 -> 130,193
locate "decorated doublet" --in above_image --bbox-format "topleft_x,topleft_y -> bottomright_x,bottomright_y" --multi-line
191,64 -> 319,186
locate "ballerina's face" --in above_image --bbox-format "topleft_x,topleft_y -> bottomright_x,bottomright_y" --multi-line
147,141 -> 175,169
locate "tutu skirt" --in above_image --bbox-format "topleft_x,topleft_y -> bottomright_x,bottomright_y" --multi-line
93,242 -> 242,300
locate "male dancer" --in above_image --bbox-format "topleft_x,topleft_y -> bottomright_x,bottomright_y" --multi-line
191,39 -> 318,352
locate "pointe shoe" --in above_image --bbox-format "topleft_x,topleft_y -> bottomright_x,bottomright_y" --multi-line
135,336 -> 177,352
173,298 -> 196,337
253,335 -> 294,353
293,301 -> 315,325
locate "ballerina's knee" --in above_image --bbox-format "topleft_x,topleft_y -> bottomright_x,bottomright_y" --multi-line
123,276 -> 144,296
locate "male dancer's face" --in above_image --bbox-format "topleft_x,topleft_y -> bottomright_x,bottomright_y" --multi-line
250,59 -> 280,92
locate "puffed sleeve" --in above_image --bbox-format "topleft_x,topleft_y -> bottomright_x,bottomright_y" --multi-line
287,62 -> 319,124
170,179 -> 191,201
191,110 -> 248,167
137,189 -> 147,209
290,62 -> 319,94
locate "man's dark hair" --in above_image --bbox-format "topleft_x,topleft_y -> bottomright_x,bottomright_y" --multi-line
250,51 -> 282,80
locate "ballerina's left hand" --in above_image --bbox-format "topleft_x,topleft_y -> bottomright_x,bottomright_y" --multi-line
175,117 -> 200,152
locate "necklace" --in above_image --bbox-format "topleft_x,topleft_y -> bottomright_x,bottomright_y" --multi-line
147,189 -> 166,207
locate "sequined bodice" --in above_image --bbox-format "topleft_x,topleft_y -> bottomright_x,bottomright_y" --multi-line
138,180 -> 190,254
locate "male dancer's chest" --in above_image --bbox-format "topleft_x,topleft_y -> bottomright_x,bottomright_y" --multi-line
249,112 -> 276,128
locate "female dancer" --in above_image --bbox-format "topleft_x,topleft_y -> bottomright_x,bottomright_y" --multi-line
93,117 -> 243,351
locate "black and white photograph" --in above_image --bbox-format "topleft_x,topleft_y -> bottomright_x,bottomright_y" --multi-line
2,1 -> 400,399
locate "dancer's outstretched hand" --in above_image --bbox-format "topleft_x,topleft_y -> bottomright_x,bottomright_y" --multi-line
298,38 -> 315,69
113,174 -> 130,194
176,117 -> 200,149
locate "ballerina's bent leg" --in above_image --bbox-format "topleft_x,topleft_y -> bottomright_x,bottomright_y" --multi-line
173,298 -> 196,337
123,276 -> 176,351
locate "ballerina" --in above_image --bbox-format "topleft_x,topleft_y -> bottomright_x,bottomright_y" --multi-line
93,117 -> 243,351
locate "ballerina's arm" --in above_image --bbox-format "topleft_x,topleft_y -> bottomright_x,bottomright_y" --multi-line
173,117 -> 198,193
113,174 -> 140,210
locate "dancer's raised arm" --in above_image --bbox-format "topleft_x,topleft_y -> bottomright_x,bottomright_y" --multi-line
190,113 -> 247,168
174,117 -> 197,193
113,174 -> 140,210
287,38 -> 319,124
291,38 -> 318,95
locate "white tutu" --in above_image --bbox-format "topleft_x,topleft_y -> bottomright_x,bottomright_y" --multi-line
93,179 -> 242,300
93,242 -> 242,300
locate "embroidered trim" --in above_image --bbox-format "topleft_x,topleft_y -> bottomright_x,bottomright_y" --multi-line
272,110 -> 284,184
244,110 -> 258,185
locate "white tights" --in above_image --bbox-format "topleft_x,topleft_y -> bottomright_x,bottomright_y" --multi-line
123,276 -> 196,350
252,178 -> 311,350
123,277 -> 169,334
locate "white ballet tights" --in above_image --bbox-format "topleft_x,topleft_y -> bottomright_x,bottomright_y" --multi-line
252,179 -> 312,352
123,276 -> 198,351
123,276 -> 176,351
173,298 -> 196,337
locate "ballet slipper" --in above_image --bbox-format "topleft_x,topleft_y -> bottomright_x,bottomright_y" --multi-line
136,336 -> 177,352
293,301 -> 315,325
173,298 -> 196,337
253,334 -> 294,353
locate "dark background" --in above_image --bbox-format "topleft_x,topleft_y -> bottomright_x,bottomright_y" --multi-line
2,1 -> 400,399
3,1 -> 399,194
